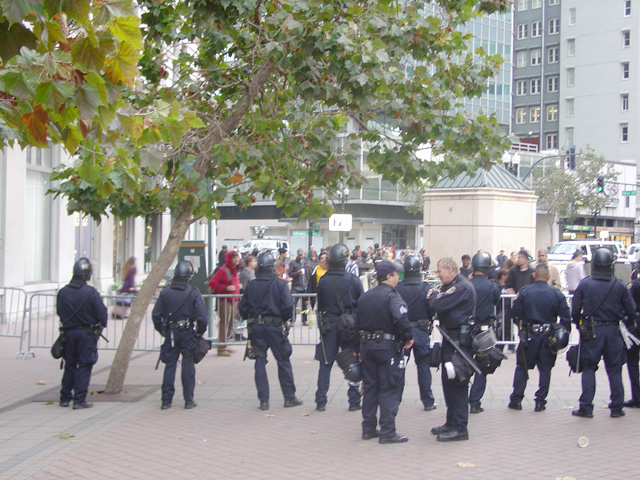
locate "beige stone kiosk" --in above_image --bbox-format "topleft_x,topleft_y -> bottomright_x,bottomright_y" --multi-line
423,163 -> 538,263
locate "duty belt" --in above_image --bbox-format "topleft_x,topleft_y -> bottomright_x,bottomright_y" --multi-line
249,315 -> 282,327
171,319 -> 193,331
359,330 -> 397,343
529,324 -> 550,335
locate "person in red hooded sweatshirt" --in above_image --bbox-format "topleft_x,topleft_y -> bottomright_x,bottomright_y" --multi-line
209,250 -> 241,356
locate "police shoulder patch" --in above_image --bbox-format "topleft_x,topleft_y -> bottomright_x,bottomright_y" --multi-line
399,305 -> 408,315
444,286 -> 456,295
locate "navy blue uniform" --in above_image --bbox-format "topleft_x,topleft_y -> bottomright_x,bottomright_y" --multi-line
509,280 -> 571,408
396,278 -> 435,409
356,283 -> 412,440
572,276 -> 635,415
429,274 -> 475,434
625,279 -> 640,405
58,280 -> 108,405
152,283 -> 208,406
315,270 -> 364,409
468,274 -> 501,410
239,275 -> 297,404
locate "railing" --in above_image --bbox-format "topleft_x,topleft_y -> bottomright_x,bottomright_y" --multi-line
0,287 -> 29,358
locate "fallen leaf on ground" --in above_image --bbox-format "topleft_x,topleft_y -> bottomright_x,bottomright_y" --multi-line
72,440 -> 80,443
44,402 -> 53,405
265,414 -> 275,417
310,431 -> 318,434
300,413 -> 310,416
554,477 -> 577,480
562,405 -> 574,409
58,434 -> 74,439
600,404 -> 609,409
457,462 -> 476,468
37,380 -> 48,385
197,381 -> 205,385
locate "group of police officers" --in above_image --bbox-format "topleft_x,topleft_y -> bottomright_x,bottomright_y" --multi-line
56,244 -> 639,444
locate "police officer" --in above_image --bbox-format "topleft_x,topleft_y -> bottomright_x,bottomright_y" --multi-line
572,248 -> 635,418
315,244 -> 364,412
357,260 -> 413,444
507,263 -> 571,412
428,257 -> 475,442
152,261 -> 208,410
624,277 -> 640,408
58,258 -> 108,409
396,254 -> 436,412
468,251 -> 501,414
239,250 -> 303,411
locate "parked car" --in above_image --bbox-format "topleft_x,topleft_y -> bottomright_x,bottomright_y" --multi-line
547,240 -> 624,263
627,243 -> 640,262
239,239 -> 290,256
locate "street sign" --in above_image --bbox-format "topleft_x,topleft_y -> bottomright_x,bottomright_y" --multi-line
622,190 -> 637,196
329,214 -> 352,232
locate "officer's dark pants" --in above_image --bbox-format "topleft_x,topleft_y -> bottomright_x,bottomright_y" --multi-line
60,329 -> 98,404
469,372 -> 487,409
510,333 -> 556,406
291,287 -> 307,324
314,322 -> 360,407
626,344 -> 640,402
579,325 -> 626,414
361,339 -> 405,439
251,324 -> 296,403
404,326 -> 434,408
441,340 -> 470,433
161,328 -> 197,405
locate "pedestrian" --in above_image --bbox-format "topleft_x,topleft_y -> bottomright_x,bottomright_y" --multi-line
208,249 -> 241,356
315,244 -> 364,412
239,255 -> 257,293
239,251 -> 303,411
496,250 -> 508,269
152,261 -> 208,410
507,263 -> 571,412
58,258 -> 108,409
468,252 -> 501,414
537,249 -> 562,291
288,248 -> 309,325
357,260 -> 414,443
459,254 -> 472,279
565,250 -> 587,294
217,245 -> 228,268
428,257 -> 475,442
571,248 -> 636,418
396,254 -> 436,411
307,250 -> 329,312
346,250 -> 360,277
624,276 -> 640,408
275,247 -> 290,282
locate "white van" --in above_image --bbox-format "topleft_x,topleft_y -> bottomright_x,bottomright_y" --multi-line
239,239 -> 290,256
547,240 -> 624,263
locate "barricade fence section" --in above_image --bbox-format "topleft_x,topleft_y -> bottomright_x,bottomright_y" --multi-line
19,291 -> 577,357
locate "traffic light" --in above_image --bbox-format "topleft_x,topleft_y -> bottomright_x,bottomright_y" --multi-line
566,146 -> 576,170
596,176 -> 604,192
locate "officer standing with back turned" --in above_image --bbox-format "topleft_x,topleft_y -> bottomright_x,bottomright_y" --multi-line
58,258 -> 108,409
314,244 -> 364,412
357,260 -> 413,444
396,254 -> 436,412
152,261 -> 208,410
572,248 -> 635,419
239,250 -> 303,411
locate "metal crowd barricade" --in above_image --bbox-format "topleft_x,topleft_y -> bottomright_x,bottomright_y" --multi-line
0,287 -> 30,358
101,294 -> 163,352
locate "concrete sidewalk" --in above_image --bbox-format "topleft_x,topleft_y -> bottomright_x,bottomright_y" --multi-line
0,335 -> 638,480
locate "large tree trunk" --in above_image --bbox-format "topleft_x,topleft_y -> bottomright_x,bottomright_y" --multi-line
104,210 -> 193,394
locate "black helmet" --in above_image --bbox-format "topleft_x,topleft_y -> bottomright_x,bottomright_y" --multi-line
471,251 -> 492,275
174,260 -> 194,278
73,257 -> 93,278
592,248 -> 613,280
257,250 -> 275,269
403,254 -> 422,273
335,348 -> 364,383
547,323 -> 569,354
329,243 -> 350,268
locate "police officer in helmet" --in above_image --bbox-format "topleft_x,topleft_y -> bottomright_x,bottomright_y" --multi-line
58,258 -> 108,409
396,254 -> 436,411
572,248 -> 635,418
357,260 -> 413,443
152,261 -> 208,410
468,251 -> 501,414
508,263 -> 571,412
314,244 -> 364,412
239,250 -> 303,411
624,275 -> 640,408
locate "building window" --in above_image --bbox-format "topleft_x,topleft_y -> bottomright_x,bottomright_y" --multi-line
517,51 -> 527,68
547,47 -> 559,64
567,38 -> 575,56
567,128 -> 574,146
624,0 -> 631,16
518,0 -> 528,11
622,93 -> 629,111
621,123 -> 629,142
547,104 -> 558,121
516,108 -> 527,124
549,0 -> 559,5
567,68 -> 575,86
623,31 -> 631,48
530,106 -> 540,123
566,98 -> 575,117
530,48 -> 542,66
517,23 -> 528,39
530,78 -> 541,94
531,21 -> 542,37
549,18 -> 560,35
622,62 -> 630,79
547,76 -> 559,92
569,8 -> 576,25
531,0 -> 542,8
546,134 -> 558,150
516,80 -> 528,96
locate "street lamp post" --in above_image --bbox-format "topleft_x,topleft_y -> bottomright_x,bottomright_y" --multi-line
337,188 -> 349,244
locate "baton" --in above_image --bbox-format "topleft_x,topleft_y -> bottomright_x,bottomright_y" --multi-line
518,320 -> 529,381
437,325 -> 482,376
